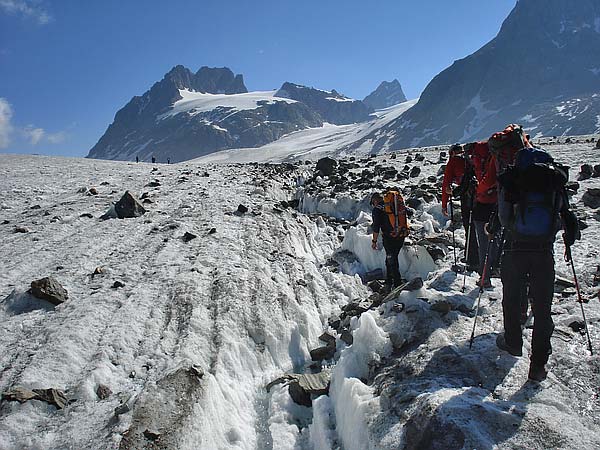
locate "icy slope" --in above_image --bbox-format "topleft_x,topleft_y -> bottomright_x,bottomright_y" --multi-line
195,99 -> 418,164
0,155 -> 366,449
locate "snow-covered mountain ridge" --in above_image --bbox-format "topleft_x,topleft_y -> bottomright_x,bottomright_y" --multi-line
1,139 -> 600,448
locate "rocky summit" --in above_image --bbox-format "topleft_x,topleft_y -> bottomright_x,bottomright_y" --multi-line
362,79 -> 407,110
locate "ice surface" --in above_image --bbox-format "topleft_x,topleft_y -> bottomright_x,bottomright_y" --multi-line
1,138 -> 599,449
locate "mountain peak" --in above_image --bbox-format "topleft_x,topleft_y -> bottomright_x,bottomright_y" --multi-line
363,79 -> 407,110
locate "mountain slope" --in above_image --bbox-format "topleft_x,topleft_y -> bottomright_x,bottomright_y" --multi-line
87,67 -> 324,163
356,0 -> 600,149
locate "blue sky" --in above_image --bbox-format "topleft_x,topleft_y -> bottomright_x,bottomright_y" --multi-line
0,0 -> 516,157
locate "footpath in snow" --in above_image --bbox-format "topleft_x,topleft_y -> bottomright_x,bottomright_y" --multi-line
0,139 -> 599,449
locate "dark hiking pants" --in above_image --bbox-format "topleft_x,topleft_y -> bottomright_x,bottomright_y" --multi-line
383,236 -> 404,287
501,248 -> 555,366
460,196 -> 479,268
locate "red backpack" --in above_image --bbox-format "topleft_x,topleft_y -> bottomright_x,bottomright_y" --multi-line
488,124 -> 529,171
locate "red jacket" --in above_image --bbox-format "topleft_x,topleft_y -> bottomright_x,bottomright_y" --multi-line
471,141 -> 497,204
441,155 -> 466,209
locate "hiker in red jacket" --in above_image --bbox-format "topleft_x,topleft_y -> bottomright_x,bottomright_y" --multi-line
471,141 -> 499,288
441,144 -> 479,271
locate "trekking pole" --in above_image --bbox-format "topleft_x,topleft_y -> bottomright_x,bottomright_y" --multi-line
449,198 -> 458,270
565,243 -> 594,355
469,234 -> 495,349
461,209 -> 474,292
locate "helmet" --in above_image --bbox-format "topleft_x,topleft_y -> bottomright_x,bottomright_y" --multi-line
449,143 -> 463,155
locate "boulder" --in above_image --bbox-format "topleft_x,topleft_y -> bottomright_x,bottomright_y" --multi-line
237,204 -> 249,214
309,345 -> 335,362
582,188 -> 600,209
316,157 -> 338,176
30,277 -> 68,306
115,191 -> 146,219
410,167 -> 421,178
182,232 -> 197,242
578,164 -> 593,181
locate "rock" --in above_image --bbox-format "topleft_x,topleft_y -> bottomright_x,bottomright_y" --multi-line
1,220 -> 9,225
367,280 -> 384,293
316,157 -> 338,176
318,332 -> 336,346
96,384 -> 112,400
414,154 -> 425,162
389,332 -> 407,350
32,388 -> 68,409
208,227 -> 217,235
142,198 -> 154,204
1,387 -> 38,403
596,140 -> 600,149
30,277 -> 68,306
340,330 -> 353,345
237,204 -> 249,214
14,226 -> 29,233
115,191 -> 146,219
361,268 -> 384,283
405,156 -> 413,163
309,345 -> 335,362
182,232 -> 197,242
582,188 -> 600,209
593,165 -> 600,178
554,275 -> 575,288
568,320 -> 586,333
143,429 -> 161,441
145,180 -> 161,187
578,164 -> 593,181
92,267 -> 104,277
409,167 -> 421,178
88,187 -> 98,195
288,380 -> 311,407
424,244 -> 446,261
430,300 -> 452,315
406,197 -> 422,209
565,181 -> 579,195
112,280 -> 125,289
80,213 -> 94,218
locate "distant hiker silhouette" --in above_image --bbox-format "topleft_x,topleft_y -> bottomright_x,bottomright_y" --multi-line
151,156 -> 156,164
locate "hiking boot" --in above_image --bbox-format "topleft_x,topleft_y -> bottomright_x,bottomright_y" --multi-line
528,363 -> 547,382
496,333 -> 522,357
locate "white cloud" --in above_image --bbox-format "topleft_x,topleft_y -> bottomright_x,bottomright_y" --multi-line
0,0 -> 52,25
22,125 -> 45,145
47,131 -> 67,144
0,98 -> 13,149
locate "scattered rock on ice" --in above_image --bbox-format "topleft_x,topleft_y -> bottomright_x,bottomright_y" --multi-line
29,277 -> 68,306
309,345 -> 335,362
316,157 -> 337,176
112,280 -> 125,289
1,387 -> 68,409
182,231 -> 197,242
578,164 -> 593,181
582,188 -> 600,209
115,191 -> 146,219
14,226 -> 29,233
96,384 -> 112,400
237,204 -> 249,214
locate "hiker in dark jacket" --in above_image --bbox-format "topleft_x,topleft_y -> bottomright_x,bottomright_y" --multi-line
371,193 -> 404,288
491,132 -> 575,382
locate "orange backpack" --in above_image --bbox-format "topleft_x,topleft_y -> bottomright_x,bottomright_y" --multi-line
383,190 -> 410,238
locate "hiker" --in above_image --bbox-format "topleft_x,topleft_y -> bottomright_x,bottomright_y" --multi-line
441,143 -> 479,271
489,124 -> 578,381
471,141 -> 499,288
370,191 -> 409,289
136,155 -> 139,163
151,156 -> 156,164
